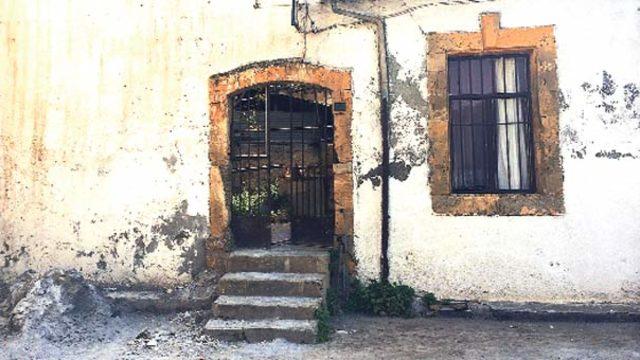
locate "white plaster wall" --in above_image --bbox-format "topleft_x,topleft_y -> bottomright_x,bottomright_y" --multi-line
1,0 -> 638,302
385,0 -> 640,303
0,0 -> 381,286
305,26 -> 384,280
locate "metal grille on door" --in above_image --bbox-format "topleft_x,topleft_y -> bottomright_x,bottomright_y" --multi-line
230,83 -> 335,248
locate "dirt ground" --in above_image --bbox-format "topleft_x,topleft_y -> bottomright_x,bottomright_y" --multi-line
2,313 -> 639,360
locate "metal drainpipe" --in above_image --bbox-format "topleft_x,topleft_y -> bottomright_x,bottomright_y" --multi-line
293,0 -> 494,284
290,0 -> 392,282
329,1 -> 391,282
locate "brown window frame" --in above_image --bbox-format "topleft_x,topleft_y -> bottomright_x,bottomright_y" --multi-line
426,13 -> 564,216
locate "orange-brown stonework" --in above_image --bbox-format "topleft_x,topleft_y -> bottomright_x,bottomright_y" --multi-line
426,13 -> 565,216
207,60 -> 353,270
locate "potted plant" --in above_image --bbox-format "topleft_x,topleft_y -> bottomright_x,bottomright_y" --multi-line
231,181 -> 288,248
231,185 -> 271,248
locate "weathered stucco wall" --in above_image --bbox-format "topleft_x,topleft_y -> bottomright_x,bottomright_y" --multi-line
384,0 -> 640,303
1,0 -> 638,302
0,0 -> 381,286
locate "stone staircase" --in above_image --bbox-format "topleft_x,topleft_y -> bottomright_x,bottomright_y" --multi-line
204,247 -> 330,343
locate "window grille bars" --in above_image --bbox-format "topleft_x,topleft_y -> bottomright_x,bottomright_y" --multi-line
448,54 -> 535,194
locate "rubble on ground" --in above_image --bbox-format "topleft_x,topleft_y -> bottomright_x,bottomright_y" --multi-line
1,270 -> 37,318
0,268 -> 218,344
123,311 -> 220,358
5,269 -> 112,342
0,276 -> 8,304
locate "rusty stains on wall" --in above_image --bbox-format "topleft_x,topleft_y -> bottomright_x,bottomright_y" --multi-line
0,0 -> 239,286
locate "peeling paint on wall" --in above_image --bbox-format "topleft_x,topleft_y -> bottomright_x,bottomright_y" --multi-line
623,83 -> 639,113
562,69 -> 640,160
558,89 -> 570,112
594,150 -> 636,160
383,0 -> 640,303
1,0 -> 639,302
357,160 -> 413,188
387,54 -> 428,172
1,241 -> 27,269
162,155 -> 179,173
150,200 -> 208,276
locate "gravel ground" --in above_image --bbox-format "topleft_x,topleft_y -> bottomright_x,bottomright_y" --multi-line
2,313 -> 639,359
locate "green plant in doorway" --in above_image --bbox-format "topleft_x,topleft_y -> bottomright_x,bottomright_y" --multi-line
231,180 -> 289,219
231,186 -> 270,216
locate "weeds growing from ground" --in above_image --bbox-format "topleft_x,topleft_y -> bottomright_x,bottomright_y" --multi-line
345,279 -> 416,318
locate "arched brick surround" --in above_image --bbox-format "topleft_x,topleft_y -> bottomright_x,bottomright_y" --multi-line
207,60 -> 353,272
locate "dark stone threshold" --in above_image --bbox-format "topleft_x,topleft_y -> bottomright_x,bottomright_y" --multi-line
433,302 -> 640,323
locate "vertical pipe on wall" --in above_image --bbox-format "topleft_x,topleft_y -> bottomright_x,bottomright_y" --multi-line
289,0 -> 392,281
265,85 -> 271,219
291,0 -> 298,27
329,1 -> 391,282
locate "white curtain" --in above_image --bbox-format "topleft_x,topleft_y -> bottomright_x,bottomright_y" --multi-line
495,58 -> 530,190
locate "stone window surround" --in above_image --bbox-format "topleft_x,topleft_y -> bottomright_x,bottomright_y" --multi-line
426,13 -> 565,216
207,60 -> 354,271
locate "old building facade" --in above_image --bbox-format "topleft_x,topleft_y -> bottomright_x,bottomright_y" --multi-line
1,0 -> 639,304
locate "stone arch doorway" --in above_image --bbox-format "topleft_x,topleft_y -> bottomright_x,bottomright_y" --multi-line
207,60 -> 353,272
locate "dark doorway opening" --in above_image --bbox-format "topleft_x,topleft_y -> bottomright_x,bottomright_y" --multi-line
230,82 -> 335,249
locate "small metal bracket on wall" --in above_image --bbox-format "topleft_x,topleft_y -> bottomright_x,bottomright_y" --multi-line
333,102 -> 347,112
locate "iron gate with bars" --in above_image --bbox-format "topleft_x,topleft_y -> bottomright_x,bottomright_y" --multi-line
229,82 -> 335,248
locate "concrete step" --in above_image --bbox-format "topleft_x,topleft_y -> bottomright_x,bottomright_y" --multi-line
203,318 -> 317,343
218,272 -> 326,297
104,289 -> 214,313
213,295 -> 322,320
228,248 -> 330,274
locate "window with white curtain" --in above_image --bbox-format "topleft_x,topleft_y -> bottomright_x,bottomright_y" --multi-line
448,54 -> 534,193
